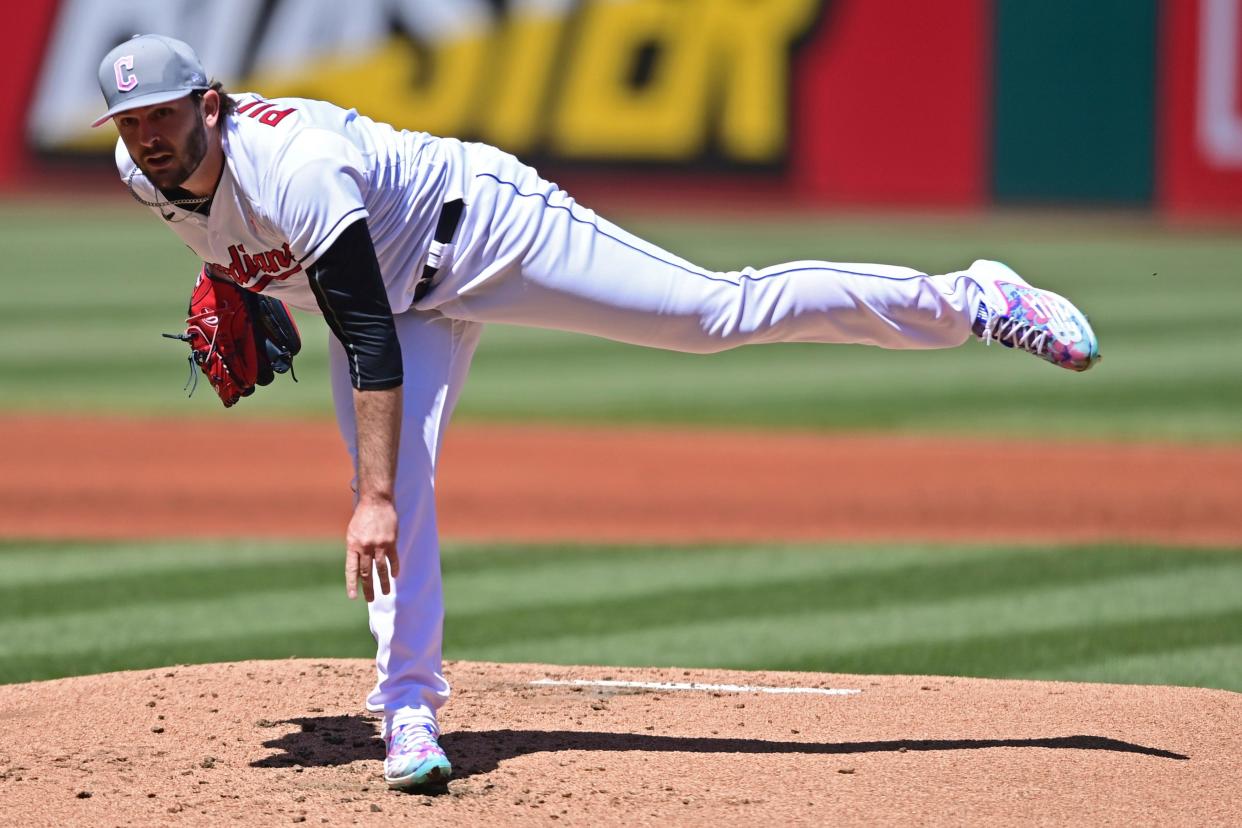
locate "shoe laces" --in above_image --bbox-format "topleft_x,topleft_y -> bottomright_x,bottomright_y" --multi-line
978,313 -> 1051,357
387,724 -> 441,760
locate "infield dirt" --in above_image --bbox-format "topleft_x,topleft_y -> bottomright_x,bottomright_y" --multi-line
4,414 -> 1242,545
0,659 -> 1237,826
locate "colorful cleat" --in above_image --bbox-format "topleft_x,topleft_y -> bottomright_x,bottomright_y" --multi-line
384,723 -> 452,791
969,260 -> 1100,372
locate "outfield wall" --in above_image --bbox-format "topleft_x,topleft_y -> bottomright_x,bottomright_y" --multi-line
3,0 -> 1241,215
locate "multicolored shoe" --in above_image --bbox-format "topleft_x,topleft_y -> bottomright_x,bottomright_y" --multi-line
384,723 -> 452,790
969,261 -> 1100,372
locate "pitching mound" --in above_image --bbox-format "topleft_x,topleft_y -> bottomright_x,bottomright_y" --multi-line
0,660 -> 1236,825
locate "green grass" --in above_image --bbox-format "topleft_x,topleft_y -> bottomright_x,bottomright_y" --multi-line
2,539 -> 1239,692
3,202 -> 1235,694
1,201 -> 1240,440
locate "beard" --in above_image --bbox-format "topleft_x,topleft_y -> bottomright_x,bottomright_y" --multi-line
138,113 -> 208,191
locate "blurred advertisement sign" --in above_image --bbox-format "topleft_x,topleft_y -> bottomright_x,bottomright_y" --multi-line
1161,0 -> 1242,213
5,0 -> 992,206
1199,0 -> 1242,164
26,0 -> 822,165
792,0 -> 988,205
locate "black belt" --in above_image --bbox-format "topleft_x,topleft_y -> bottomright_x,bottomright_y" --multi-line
412,199 -> 464,302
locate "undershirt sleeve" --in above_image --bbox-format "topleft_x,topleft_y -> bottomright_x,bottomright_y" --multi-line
306,218 -> 403,391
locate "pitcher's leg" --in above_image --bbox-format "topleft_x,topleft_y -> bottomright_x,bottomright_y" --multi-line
329,312 -> 482,735
429,159 -> 984,353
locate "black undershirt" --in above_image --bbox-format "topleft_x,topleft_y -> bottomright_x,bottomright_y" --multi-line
161,185 -> 213,215
304,219 -> 403,391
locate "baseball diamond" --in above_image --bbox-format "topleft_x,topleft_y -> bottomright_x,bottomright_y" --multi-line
91,32 -> 1101,792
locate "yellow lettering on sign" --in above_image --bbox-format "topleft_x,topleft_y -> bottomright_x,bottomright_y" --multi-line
250,35 -> 490,137
553,0 -> 713,160
707,0 -> 821,162
553,0 -> 819,162
479,11 -> 570,154
82,1 -> 823,163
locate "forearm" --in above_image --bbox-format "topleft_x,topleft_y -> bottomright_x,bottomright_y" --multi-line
306,218 -> 405,601
353,386 -> 402,503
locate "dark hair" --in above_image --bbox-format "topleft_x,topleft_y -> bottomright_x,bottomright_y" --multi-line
191,80 -> 237,118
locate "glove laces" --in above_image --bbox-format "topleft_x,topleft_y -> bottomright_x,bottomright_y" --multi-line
161,309 -> 224,398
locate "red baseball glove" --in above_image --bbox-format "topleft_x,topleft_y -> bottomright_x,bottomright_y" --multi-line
165,265 -> 301,407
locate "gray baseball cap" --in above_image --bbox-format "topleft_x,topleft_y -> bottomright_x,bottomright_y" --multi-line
91,34 -> 210,127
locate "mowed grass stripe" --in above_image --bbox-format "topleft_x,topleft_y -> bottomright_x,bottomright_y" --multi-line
0,540 -> 990,617
443,543 -> 1004,612
458,337 -> 1242,440
0,627 -> 375,687
0,540 -> 1238,689
1032,641 -> 1242,688
770,608 -> 1242,680
0,585 -> 366,659
3,541 -> 1230,622
442,546 -> 1237,648
7,559 -> 1237,679
0,540 -> 336,587
0,540 -> 1100,616
0,559 -> 338,622
455,563 -> 1242,681
4,203 -> 1242,440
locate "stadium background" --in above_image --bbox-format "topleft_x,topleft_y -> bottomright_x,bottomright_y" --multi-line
1,0 -> 1240,693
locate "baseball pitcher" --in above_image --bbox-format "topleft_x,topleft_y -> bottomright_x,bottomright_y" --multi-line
93,34 -> 1099,791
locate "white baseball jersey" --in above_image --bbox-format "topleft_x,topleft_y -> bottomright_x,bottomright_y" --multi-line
115,92 -> 469,314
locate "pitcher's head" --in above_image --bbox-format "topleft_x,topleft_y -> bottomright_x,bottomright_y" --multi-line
93,34 -> 219,189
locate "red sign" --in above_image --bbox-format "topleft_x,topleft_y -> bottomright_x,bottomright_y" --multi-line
0,3 -> 58,187
790,0 -> 990,206
1159,0 -> 1242,214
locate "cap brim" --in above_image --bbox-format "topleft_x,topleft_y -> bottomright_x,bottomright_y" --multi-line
90,88 -> 200,128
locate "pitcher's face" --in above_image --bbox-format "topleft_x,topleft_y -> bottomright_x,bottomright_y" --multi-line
114,95 -> 208,190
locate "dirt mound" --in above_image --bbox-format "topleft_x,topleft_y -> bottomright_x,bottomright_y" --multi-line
0,659 -> 1236,826
5,414 -> 1242,545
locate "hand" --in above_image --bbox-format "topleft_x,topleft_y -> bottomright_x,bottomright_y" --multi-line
345,497 -> 400,602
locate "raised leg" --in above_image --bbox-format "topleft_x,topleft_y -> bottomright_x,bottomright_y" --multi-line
424,146 -> 987,354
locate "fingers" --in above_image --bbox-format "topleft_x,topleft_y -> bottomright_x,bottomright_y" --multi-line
361,558 -> 375,603
345,546 -> 360,600
347,548 -> 392,601
344,499 -> 400,601
346,551 -> 382,602
351,549 -> 394,602
366,541 -> 397,600
374,553 -> 391,598
386,543 -> 400,580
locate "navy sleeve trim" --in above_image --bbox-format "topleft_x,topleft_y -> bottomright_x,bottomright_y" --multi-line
305,219 -> 403,391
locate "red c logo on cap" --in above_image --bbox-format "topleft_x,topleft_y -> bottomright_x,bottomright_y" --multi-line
114,56 -> 137,92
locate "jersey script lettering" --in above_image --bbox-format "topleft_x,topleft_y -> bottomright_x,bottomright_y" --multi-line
218,242 -> 303,291
235,97 -> 297,128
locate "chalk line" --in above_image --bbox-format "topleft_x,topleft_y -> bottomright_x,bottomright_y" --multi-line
530,678 -> 860,696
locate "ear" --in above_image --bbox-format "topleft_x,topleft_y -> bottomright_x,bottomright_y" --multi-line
201,89 -> 222,129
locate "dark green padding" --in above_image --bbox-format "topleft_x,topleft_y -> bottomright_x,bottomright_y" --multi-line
992,0 -> 1158,204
